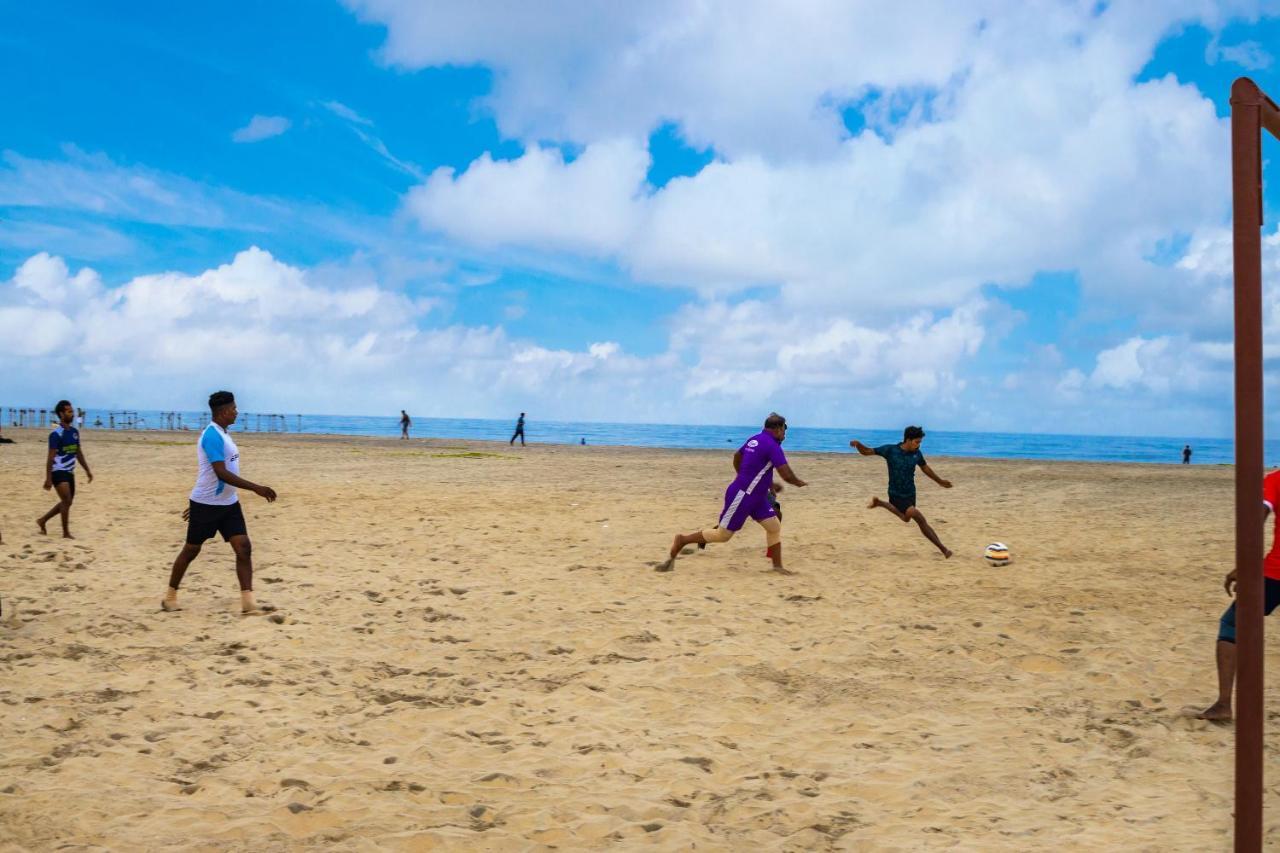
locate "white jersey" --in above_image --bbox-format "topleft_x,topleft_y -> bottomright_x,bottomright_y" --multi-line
191,423 -> 240,506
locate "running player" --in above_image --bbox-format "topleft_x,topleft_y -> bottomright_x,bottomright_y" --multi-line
1198,468 -> 1280,721
38,400 -> 93,539
162,391 -> 277,614
850,426 -> 952,558
660,413 -> 807,574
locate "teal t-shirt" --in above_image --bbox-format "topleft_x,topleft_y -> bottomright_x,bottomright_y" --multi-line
874,443 -> 925,499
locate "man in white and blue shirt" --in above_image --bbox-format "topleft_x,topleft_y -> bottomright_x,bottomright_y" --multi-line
163,390 -> 278,614
38,399 -> 93,539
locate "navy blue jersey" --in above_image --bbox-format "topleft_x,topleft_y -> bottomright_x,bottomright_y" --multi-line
49,425 -> 81,473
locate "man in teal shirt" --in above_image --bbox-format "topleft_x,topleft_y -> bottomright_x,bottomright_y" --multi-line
850,425 -> 952,558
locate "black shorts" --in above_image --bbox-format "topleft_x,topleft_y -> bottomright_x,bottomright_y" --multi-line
889,493 -> 915,514
52,470 -> 75,498
186,500 -> 247,545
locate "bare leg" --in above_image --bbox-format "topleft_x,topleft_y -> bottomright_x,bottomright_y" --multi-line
229,535 -> 259,612
658,530 -> 708,572
38,482 -> 75,538
164,542 -> 203,611
869,496 -> 908,522
766,542 -> 795,575
1198,640 -> 1236,721
906,507 -> 952,558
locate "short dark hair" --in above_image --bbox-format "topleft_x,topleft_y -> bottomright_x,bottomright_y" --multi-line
209,390 -> 235,413
764,412 -> 787,430
904,425 -> 925,440
54,399 -> 72,416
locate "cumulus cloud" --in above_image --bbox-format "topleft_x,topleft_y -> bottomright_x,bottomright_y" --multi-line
0,250 -> 999,425
232,115 -> 292,143
383,3 -> 1237,323
406,140 -> 648,256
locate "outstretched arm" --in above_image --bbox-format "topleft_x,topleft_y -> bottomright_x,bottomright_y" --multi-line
921,463 -> 951,489
776,463 -> 807,487
211,461 -> 277,502
849,440 -> 876,456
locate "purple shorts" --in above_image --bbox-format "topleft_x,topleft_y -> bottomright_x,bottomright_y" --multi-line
717,483 -> 777,532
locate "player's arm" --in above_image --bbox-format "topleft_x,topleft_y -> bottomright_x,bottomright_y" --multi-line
732,450 -> 743,472
210,461 -> 277,502
921,463 -> 951,488
76,449 -> 93,482
776,463 -> 807,487
849,440 -> 876,456
43,447 -> 56,490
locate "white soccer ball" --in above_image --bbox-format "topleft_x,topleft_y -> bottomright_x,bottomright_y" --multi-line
984,542 -> 1011,566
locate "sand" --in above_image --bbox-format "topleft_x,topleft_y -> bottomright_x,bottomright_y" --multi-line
1,427 -> 1278,850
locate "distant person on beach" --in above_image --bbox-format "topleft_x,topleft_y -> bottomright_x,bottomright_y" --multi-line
1198,469 -> 1280,721
659,412 -> 807,575
162,390 -> 277,615
1183,445 -> 1192,464
38,400 -> 92,539
510,412 -> 526,446
400,410 -> 411,440
850,426 -> 952,558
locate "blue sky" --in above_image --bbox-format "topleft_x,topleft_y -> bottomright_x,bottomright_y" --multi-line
2,2 -> 1280,435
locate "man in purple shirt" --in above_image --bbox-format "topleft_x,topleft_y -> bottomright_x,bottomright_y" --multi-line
659,413 -> 807,574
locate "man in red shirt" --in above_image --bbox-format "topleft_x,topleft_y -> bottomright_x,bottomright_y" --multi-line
1198,470 -> 1280,721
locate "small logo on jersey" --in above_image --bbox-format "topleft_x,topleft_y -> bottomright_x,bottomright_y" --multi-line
746,439 -> 759,448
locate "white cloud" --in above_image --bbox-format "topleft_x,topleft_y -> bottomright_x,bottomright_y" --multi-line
322,100 -> 374,126
1207,37 -> 1274,70
406,140 -> 648,256
231,115 -> 292,143
384,3 -> 1240,327
0,250 -> 999,426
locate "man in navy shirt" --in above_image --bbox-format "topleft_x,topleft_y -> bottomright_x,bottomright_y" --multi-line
38,399 -> 93,539
851,425 -> 952,558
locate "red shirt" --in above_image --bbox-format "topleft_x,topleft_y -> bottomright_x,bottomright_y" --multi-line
1264,471 -> 1280,579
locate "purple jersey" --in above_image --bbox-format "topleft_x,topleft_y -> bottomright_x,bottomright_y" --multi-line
731,430 -> 787,496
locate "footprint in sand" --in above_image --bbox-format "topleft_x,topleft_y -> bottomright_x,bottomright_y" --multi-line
1014,654 -> 1066,673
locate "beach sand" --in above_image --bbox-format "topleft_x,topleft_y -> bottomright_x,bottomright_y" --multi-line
1,428 -> 1277,850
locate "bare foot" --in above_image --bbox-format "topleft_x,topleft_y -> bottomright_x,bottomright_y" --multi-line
37,518 -> 47,535
62,532 -> 75,540
867,497 -> 880,510
655,557 -> 675,573
941,548 -> 953,559
1196,701 -> 1233,722
769,566 -> 797,576
160,599 -> 183,612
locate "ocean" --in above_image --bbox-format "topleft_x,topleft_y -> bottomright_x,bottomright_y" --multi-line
4,407 -> 1264,466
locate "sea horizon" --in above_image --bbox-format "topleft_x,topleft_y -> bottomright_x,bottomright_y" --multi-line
2,406 -> 1267,466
